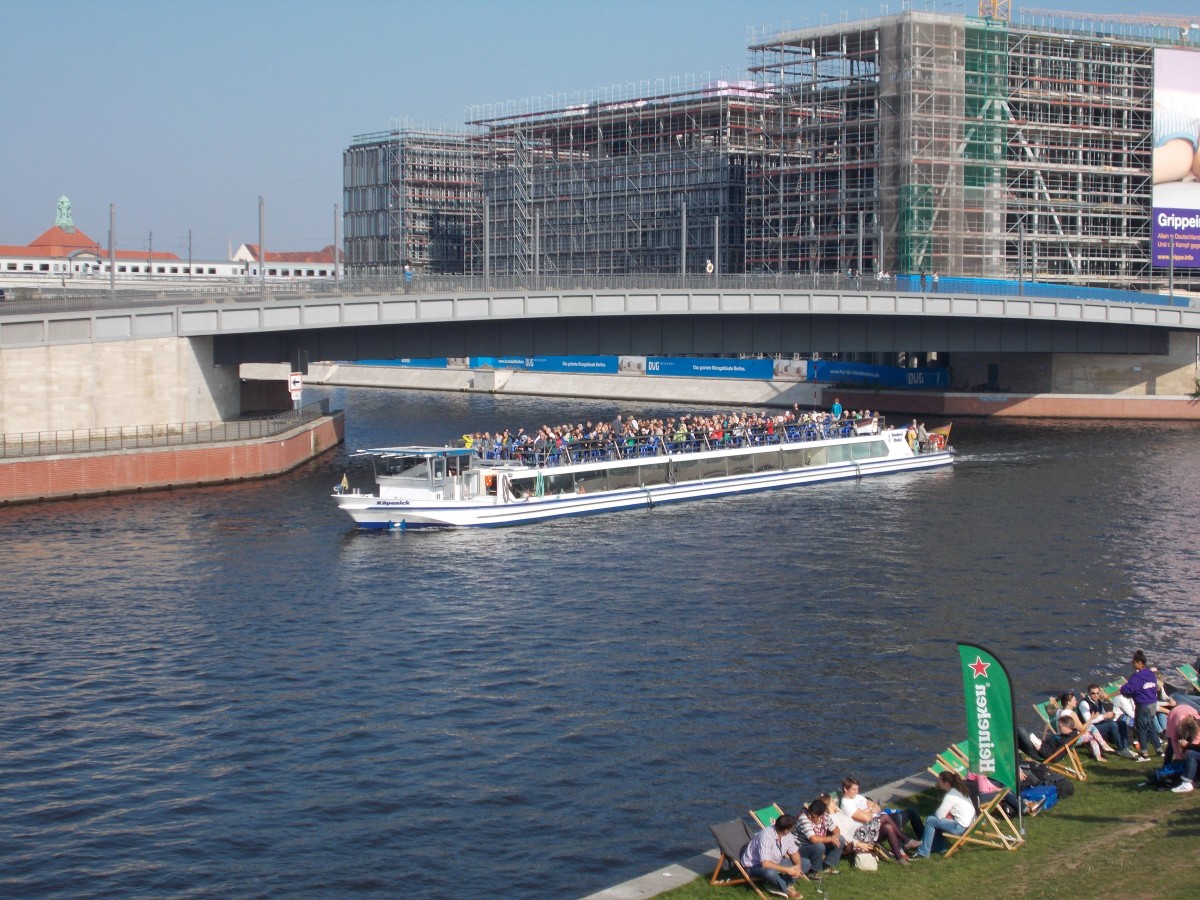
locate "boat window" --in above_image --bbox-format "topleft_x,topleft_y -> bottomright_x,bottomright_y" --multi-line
826,444 -> 851,464
639,463 -> 669,486
700,457 -> 728,479
728,453 -> 754,476
673,458 -> 702,483
376,456 -> 437,480
851,442 -> 875,460
607,465 -> 641,490
753,450 -> 782,472
575,469 -> 608,494
870,440 -> 889,459
808,447 -> 828,467
509,477 -> 536,499
782,448 -> 807,468
544,472 -> 575,495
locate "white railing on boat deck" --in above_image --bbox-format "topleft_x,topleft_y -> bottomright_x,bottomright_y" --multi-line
474,416 -> 905,469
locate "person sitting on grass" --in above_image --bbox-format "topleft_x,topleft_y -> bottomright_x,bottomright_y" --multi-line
741,812 -> 806,899
1170,718 -> 1200,794
839,777 -> 915,865
912,771 -> 976,859
792,797 -> 844,876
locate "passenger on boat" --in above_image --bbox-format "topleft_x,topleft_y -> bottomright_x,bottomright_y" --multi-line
838,777 -> 914,864
916,422 -> 929,452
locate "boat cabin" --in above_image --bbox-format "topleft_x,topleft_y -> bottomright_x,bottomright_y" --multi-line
362,447 -> 478,500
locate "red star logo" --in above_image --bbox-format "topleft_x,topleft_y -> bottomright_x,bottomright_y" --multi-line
969,656 -> 991,679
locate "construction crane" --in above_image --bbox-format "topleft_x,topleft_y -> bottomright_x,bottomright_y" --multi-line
978,0 -> 1011,19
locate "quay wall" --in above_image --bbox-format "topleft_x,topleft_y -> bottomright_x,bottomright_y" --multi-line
0,414 -> 343,506
243,362 -> 1200,421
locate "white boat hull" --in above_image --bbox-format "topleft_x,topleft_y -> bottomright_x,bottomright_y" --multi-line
335,439 -> 952,529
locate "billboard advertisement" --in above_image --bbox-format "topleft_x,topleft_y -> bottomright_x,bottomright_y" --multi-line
1153,48 -> 1200,269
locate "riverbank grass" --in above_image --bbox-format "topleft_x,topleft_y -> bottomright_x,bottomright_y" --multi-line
666,759 -> 1199,899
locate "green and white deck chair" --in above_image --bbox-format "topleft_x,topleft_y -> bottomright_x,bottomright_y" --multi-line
709,818 -> 769,899
748,802 -> 785,830
942,780 -> 1025,859
1178,663 -> 1200,695
1033,698 -> 1060,739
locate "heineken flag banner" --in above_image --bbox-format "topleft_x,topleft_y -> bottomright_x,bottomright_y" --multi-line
957,643 -> 1017,792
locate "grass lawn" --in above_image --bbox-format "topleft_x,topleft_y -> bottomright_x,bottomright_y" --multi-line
662,758 -> 1200,899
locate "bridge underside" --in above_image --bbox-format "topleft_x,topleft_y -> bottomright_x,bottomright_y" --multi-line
214,313 -> 1168,365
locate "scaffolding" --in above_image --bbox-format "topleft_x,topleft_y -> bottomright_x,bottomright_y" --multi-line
343,127 -> 484,275
747,9 -> 1199,289
467,82 -> 771,276
342,10 -> 1199,292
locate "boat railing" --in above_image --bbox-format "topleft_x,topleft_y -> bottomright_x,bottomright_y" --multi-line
473,416 -> 888,470
0,399 -> 332,459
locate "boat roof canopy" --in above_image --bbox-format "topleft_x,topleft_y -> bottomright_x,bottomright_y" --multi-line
353,446 -> 475,459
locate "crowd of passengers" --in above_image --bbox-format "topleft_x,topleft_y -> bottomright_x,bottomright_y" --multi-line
461,404 -> 883,461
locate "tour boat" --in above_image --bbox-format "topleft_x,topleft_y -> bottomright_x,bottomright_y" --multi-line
332,417 -> 954,530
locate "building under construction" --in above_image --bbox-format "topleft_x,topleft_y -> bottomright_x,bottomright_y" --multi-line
343,9 -> 1200,291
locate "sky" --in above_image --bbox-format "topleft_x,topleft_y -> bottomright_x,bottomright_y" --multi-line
0,0 -> 1177,259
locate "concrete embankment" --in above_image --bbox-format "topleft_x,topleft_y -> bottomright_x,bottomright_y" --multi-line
246,362 -> 1200,420
0,413 -> 343,506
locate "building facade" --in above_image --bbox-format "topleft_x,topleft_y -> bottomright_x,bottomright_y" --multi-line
343,10 -> 1200,292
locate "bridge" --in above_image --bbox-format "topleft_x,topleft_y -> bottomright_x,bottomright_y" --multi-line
2,276 -> 1198,434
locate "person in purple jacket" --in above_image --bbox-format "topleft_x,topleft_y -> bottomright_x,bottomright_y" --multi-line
1120,650 -> 1164,757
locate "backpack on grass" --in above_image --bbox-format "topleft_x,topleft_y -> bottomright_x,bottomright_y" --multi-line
1148,761 -> 1185,789
1020,785 -> 1059,811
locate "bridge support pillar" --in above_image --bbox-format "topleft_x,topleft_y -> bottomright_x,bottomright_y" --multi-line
0,335 -> 240,435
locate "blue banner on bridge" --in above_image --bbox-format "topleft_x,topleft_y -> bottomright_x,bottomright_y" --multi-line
644,357 -> 777,379
473,356 -> 618,374
808,359 -> 948,389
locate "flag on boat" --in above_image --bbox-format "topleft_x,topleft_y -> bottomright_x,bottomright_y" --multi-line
930,423 -> 952,438
957,643 -> 1017,793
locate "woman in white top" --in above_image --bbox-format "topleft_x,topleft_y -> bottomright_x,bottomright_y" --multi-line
838,777 -> 914,864
912,771 -> 975,859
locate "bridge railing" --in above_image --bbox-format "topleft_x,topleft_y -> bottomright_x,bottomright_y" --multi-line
0,272 -> 1193,313
0,399 -> 331,460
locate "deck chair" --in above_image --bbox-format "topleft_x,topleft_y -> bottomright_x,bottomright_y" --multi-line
1033,699 -> 1060,739
1178,663 -> 1200,694
927,744 -> 970,779
1036,730 -> 1088,781
942,780 -> 1024,859
748,803 -> 786,830
709,818 -> 768,899
1102,680 -> 1125,697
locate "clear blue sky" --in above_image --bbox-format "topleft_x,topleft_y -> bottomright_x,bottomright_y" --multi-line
0,0 -> 1173,259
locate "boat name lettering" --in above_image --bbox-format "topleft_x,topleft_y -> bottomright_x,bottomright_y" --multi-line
379,500 -> 411,506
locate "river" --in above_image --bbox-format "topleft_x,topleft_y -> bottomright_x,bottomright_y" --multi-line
1,386 -> 1197,898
